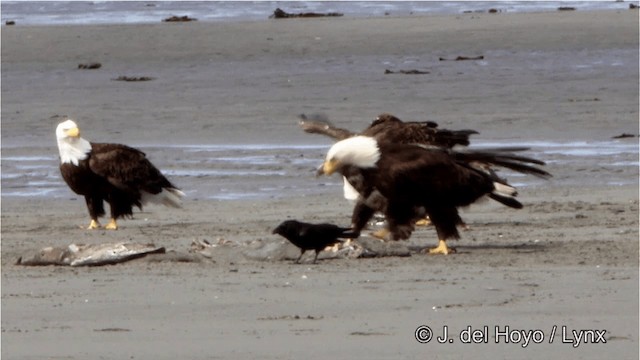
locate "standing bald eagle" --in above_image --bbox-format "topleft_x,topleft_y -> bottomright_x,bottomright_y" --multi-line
319,136 -> 550,254
56,119 -> 184,230
301,113 -> 478,237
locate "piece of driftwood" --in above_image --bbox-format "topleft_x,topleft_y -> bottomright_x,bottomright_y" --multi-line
558,7 -> 576,11
439,55 -> 484,61
568,97 -> 600,102
630,4 -> 638,9
270,8 -> 343,19
384,69 -> 430,75
163,15 -> 197,22
17,242 -> 166,266
463,9 -> 500,14
112,76 -> 155,82
78,62 -> 102,70
6,20 -> 16,25
612,133 -> 637,139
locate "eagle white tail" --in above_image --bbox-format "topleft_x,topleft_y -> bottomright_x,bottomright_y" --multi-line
489,182 -> 522,209
493,182 -> 517,197
142,188 -> 185,208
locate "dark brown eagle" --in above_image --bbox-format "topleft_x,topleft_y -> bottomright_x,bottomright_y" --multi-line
55,119 -> 184,230
300,113 -> 478,238
299,112 -> 478,147
318,136 -> 550,254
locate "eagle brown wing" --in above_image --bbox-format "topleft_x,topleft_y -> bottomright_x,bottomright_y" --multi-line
375,144 -> 494,206
88,143 -> 174,195
363,113 -> 478,148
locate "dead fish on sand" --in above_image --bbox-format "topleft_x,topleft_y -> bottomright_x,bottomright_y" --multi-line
17,242 -> 165,266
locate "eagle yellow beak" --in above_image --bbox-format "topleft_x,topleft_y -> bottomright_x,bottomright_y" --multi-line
65,127 -> 80,138
319,159 -> 339,176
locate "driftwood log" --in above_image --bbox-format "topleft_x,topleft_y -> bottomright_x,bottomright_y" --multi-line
439,55 -> 484,61
270,8 -> 343,19
163,15 -> 197,22
384,69 -> 430,75
112,76 -> 155,82
78,62 -> 102,70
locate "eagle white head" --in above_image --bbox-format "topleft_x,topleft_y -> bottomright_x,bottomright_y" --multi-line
321,136 -> 380,175
56,119 -> 92,166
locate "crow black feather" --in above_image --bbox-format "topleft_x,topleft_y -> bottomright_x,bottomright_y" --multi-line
272,220 -> 357,264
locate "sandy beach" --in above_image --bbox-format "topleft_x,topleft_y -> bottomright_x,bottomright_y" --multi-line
2,9 -> 638,359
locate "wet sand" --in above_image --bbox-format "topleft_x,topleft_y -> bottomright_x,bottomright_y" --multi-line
2,10 -> 639,359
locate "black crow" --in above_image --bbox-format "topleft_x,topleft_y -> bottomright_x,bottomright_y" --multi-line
272,220 -> 357,264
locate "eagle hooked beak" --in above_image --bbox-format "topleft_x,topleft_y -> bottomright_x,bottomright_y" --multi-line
317,159 -> 339,176
65,127 -> 80,138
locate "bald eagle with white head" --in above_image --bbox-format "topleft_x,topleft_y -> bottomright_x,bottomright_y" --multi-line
301,112 -> 479,236
56,119 -> 184,230
319,136 -> 550,254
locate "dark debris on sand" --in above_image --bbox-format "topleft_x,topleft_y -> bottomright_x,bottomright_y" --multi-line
163,15 -> 197,22
112,76 -> 155,82
270,8 -> 343,19
78,62 -> 102,70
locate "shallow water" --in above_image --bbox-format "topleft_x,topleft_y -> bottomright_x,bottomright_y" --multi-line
1,1 -> 633,26
2,139 -> 636,201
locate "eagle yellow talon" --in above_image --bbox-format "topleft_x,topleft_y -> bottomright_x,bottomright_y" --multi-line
87,220 -> 101,230
104,219 -> 118,230
426,240 -> 455,255
415,217 -> 431,227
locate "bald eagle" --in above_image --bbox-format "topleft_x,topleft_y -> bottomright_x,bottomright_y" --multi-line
56,119 -> 184,230
299,112 -> 478,147
319,136 -> 550,254
301,113 -> 478,237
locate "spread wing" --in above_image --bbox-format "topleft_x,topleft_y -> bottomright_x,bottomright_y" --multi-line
364,120 -> 477,148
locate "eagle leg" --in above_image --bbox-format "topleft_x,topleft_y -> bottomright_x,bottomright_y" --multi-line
426,239 -> 456,255
87,219 -> 101,230
104,218 -> 119,230
295,250 -> 306,264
